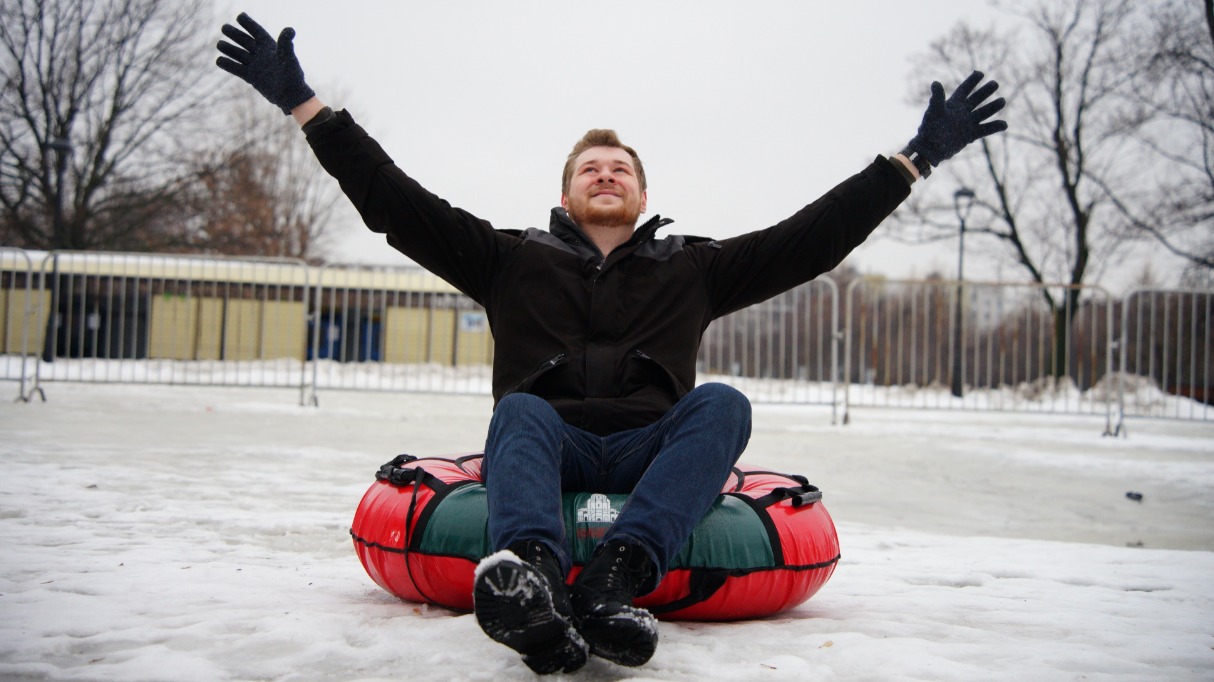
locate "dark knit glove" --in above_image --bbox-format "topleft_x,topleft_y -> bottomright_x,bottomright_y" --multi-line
900,70 -> 1007,178
216,13 -> 315,115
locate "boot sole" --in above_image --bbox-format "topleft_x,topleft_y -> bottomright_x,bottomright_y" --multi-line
473,561 -> 588,674
579,607 -> 658,667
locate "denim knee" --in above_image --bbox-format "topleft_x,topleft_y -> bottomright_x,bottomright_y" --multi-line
492,392 -> 556,422
483,393 -> 565,472
692,382 -> 750,409
685,382 -> 751,428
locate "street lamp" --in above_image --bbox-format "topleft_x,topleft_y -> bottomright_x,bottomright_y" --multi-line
40,137 -> 71,363
951,187 -> 975,398
43,137 -> 73,248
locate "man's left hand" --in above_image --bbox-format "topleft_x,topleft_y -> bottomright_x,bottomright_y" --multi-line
900,70 -> 1008,178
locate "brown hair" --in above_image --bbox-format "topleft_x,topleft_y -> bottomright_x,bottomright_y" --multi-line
561,129 -> 647,194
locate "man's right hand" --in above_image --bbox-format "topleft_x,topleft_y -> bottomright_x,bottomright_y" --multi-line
216,12 -> 315,115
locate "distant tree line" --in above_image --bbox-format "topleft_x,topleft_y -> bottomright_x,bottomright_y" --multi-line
0,0 -> 338,261
888,0 -> 1213,380
698,266 -> 1210,403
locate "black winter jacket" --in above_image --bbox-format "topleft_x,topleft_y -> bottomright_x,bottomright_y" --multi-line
305,109 -> 911,435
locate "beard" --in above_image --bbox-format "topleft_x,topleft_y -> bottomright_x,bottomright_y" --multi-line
565,196 -> 643,229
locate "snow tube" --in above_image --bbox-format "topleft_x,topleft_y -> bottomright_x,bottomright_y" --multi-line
350,454 -> 840,621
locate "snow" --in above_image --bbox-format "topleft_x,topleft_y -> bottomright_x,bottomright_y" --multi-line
1,381 -> 1212,681
474,550 -> 529,582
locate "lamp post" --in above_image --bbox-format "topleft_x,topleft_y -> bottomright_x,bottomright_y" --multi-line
41,137 -> 72,363
43,137 -> 73,249
951,187 -> 975,398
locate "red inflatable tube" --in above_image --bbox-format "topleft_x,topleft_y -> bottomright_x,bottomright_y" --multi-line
351,454 -> 840,621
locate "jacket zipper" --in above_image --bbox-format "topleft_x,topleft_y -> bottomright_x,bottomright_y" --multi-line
631,349 -> 688,396
504,353 -> 568,396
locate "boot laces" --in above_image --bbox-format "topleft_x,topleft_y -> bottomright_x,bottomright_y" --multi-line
602,544 -> 648,595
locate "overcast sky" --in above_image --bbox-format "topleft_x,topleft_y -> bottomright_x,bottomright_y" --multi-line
211,1 -> 1179,291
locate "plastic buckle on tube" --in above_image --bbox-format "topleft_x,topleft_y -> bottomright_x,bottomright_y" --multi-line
375,454 -> 420,486
772,485 -> 822,508
789,489 -> 823,508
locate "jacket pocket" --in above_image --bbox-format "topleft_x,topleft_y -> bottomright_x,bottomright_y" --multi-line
629,349 -> 688,398
504,353 -> 568,397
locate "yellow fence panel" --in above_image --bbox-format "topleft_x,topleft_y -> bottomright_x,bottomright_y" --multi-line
455,310 -> 492,366
1,289 -> 49,355
384,307 -> 430,364
195,298 -> 224,360
224,299 -> 262,361
149,294 -> 198,360
429,308 -> 456,364
260,301 -> 306,360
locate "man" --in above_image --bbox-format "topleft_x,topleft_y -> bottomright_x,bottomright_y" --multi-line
216,12 -> 1006,674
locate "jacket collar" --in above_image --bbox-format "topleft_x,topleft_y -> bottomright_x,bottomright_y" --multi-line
549,207 -> 673,251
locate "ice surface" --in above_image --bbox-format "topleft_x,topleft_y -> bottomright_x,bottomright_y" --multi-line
1,381 -> 1211,681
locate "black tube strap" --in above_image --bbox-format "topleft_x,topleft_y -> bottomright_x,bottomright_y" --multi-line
750,480 -> 822,509
375,455 -> 453,495
375,454 -> 419,485
400,475 -> 435,605
453,453 -> 485,476
727,466 -> 746,492
647,569 -> 731,615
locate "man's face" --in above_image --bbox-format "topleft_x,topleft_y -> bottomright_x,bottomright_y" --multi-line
561,146 -> 647,229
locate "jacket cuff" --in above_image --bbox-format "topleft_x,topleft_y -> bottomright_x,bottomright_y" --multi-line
300,106 -> 336,134
885,154 -> 917,186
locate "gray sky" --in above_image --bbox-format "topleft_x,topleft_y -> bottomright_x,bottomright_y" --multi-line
215,0 -> 1176,291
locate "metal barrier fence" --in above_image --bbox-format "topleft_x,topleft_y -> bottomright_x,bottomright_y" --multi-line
697,279 -> 841,421
842,278 -> 1118,428
5,251 -> 314,403
0,247 -> 39,401
1,249 -> 1210,427
304,264 -> 493,402
1114,288 -> 1212,428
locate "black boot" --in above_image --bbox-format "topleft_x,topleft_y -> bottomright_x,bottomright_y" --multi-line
473,540 -> 588,674
570,539 -> 659,667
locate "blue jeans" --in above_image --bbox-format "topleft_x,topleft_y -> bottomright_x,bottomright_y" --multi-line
481,383 -> 752,590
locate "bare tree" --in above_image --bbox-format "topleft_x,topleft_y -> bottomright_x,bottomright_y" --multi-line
895,0 -> 1153,378
0,0 -> 222,251
1122,0 -> 1214,274
175,96 -> 341,263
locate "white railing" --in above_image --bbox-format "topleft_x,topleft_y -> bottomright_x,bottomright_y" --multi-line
1,249 -> 1209,427
841,278 -> 1118,430
0,247 -> 40,401
1114,288 -> 1212,429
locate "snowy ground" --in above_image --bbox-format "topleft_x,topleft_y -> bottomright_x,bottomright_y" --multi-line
1,382 -> 1212,681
